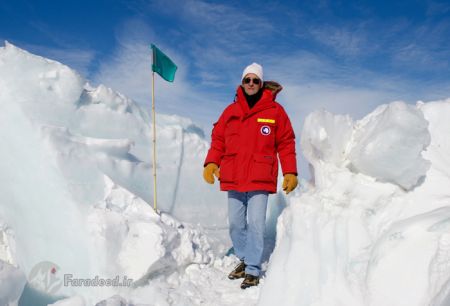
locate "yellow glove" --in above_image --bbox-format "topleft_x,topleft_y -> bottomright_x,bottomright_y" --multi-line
282,174 -> 298,194
203,163 -> 220,184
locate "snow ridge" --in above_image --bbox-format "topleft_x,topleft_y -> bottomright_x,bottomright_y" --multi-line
260,100 -> 450,306
0,42 -> 227,305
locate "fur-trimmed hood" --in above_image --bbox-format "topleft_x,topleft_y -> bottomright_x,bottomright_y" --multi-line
263,81 -> 283,98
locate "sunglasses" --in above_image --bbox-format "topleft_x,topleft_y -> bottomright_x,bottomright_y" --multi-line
243,77 -> 261,85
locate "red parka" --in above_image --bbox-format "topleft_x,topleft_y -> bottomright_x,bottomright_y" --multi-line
204,82 -> 297,193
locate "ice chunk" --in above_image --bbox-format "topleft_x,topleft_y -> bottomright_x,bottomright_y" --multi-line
1,42 -> 85,107
94,295 -> 127,306
348,101 -> 430,190
301,109 -> 354,166
419,99 -> 450,177
0,260 -> 26,305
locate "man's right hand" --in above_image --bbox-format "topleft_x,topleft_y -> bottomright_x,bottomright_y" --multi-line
203,163 -> 220,184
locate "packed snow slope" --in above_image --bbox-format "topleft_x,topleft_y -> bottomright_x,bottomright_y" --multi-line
0,42 -> 225,228
0,42 -> 230,304
260,100 -> 450,306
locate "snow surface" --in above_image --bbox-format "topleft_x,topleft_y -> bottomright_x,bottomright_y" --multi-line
0,259 -> 26,305
1,42 -> 450,306
0,42 -> 232,305
260,100 -> 450,306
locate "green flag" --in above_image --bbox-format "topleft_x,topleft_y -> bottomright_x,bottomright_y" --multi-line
151,44 -> 177,82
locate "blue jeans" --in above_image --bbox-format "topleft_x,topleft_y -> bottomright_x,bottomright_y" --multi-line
228,190 -> 268,277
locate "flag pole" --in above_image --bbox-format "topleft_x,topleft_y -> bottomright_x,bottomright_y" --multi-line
151,70 -> 158,212
150,44 -> 177,213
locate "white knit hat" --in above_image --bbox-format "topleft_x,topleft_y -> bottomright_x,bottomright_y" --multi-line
241,63 -> 263,82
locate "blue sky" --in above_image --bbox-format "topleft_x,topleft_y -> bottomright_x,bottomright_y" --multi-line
1,0 -> 450,148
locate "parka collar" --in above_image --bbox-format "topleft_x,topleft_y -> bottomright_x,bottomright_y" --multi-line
235,81 -> 283,116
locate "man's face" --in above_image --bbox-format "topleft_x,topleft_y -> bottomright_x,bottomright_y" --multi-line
242,73 -> 262,96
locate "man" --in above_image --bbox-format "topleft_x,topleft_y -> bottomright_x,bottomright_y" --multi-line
203,63 -> 298,289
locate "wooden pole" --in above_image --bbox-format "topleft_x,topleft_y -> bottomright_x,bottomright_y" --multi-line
151,71 -> 158,212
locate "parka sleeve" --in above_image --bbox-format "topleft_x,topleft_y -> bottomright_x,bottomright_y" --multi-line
204,111 -> 227,167
275,106 -> 298,175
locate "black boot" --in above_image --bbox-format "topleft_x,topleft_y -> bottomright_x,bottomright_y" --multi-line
228,261 -> 246,280
240,274 -> 259,289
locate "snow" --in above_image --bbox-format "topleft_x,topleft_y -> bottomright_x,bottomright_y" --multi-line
48,296 -> 86,306
259,99 -> 450,306
348,101 -> 430,190
0,260 -> 26,305
0,42 -> 228,304
1,41 -> 450,306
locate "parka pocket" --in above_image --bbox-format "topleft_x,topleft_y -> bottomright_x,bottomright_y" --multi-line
220,153 -> 237,183
249,153 -> 275,182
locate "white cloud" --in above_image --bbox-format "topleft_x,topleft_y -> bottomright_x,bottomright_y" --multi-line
308,24 -> 369,57
148,0 -> 274,44
91,2 -> 450,150
91,19 -> 226,131
139,0 -> 276,86
390,20 -> 450,72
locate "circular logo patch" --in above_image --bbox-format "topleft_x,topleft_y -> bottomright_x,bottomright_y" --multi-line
260,125 -> 271,136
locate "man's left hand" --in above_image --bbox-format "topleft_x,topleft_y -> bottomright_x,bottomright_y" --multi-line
282,174 -> 298,194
